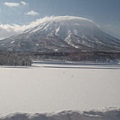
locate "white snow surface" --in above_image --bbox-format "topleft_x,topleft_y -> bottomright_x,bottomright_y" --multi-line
0,64 -> 120,115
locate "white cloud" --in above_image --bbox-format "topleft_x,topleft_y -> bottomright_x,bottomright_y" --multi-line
21,1 -> 27,6
0,17 -> 47,39
4,1 -> 28,8
25,11 -> 39,16
4,2 -> 20,7
0,19 -> 41,39
0,24 -> 22,39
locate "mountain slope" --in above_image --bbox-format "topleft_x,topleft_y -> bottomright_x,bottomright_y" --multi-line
0,16 -> 120,52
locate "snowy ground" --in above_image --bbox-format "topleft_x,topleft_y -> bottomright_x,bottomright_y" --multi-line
0,63 -> 120,116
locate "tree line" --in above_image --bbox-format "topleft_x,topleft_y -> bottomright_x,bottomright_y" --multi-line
32,51 -> 120,63
0,51 -> 120,66
0,51 -> 32,66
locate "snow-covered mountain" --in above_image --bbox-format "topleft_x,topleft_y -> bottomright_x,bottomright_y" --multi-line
1,108 -> 120,120
0,16 -> 120,52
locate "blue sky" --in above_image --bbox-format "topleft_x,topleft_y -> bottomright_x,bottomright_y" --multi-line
0,0 -> 120,39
